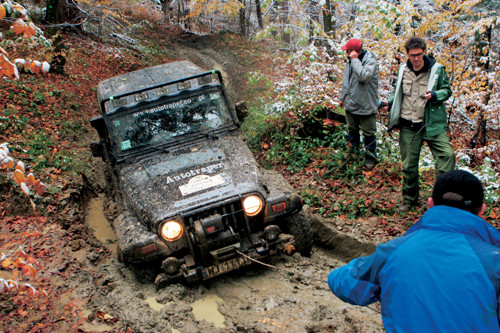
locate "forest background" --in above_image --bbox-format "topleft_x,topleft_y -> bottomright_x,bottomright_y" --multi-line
0,0 -> 499,330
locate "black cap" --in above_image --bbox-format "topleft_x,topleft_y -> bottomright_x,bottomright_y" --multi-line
432,170 -> 484,213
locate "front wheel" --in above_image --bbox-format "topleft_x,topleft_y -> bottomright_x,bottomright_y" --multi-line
286,211 -> 313,256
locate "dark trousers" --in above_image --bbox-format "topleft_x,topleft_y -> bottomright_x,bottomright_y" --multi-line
399,124 -> 455,203
345,113 -> 377,161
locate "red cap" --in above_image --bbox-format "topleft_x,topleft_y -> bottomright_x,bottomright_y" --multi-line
341,38 -> 363,51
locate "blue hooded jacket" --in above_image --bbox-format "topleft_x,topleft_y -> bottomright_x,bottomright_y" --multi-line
328,206 -> 500,332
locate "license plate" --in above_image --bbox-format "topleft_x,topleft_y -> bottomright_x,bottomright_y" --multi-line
201,257 -> 248,280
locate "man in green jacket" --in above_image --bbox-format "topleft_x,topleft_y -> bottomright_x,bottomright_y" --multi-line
380,37 -> 455,212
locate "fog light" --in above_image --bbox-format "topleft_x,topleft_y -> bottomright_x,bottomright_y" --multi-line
264,225 -> 281,241
242,195 -> 263,216
162,257 -> 180,274
161,221 -> 183,241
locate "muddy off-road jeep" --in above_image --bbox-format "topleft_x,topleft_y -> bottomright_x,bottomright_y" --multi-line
90,61 -> 313,286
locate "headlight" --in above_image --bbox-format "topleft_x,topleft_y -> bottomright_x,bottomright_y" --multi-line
242,195 -> 263,216
160,221 -> 183,241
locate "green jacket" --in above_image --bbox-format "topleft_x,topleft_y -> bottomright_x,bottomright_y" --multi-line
387,56 -> 452,136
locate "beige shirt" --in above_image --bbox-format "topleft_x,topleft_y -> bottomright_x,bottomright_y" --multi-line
400,68 -> 429,123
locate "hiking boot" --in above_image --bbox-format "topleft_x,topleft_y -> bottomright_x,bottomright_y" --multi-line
400,200 -> 420,213
365,160 -> 375,170
400,203 -> 412,213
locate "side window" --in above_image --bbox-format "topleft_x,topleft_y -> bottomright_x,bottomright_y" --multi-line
205,93 -> 232,128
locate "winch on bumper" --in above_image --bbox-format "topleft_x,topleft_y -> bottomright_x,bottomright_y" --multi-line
116,193 -> 303,284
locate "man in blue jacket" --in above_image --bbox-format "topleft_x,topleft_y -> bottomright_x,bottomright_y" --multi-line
327,170 -> 500,332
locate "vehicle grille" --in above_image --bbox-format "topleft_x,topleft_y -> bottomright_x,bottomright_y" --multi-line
172,147 -> 191,156
182,196 -> 247,234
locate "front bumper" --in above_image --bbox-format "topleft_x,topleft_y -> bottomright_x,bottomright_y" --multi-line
115,193 -> 303,284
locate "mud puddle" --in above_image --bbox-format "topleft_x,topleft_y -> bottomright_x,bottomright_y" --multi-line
85,194 -> 117,253
191,294 -> 226,328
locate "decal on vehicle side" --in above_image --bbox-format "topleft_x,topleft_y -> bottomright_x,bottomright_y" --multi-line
179,174 -> 225,196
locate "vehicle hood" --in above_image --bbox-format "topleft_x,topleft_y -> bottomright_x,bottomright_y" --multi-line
118,135 -> 264,227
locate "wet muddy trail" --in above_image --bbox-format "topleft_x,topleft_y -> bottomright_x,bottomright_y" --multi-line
82,195 -> 384,333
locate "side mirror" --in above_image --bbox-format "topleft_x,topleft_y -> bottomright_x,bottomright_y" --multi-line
90,141 -> 104,158
90,115 -> 105,158
235,101 -> 248,121
90,115 -> 106,137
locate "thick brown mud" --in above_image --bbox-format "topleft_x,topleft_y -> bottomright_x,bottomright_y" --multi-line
82,197 -> 384,333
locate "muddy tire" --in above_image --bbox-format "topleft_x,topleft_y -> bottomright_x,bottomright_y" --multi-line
131,262 -> 157,284
116,243 -> 155,282
287,211 -> 313,256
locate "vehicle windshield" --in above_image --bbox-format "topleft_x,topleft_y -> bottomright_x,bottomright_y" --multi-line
108,91 -> 233,154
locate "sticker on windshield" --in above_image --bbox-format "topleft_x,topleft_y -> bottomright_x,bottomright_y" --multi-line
179,174 -> 225,196
121,140 -> 131,150
113,120 -> 121,127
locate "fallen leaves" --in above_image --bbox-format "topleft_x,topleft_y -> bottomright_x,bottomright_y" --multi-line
0,4 -> 6,19
0,144 -> 14,169
283,243 -> 295,255
1,246 -> 42,295
0,215 -> 86,331
14,58 -> 51,74
0,4 -> 51,79
322,118 -> 339,127
1,146 -> 45,214
95,310 -> 119,324
0,54 -> 19,79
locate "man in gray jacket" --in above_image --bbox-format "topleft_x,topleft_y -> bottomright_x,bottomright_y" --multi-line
339,38 -> 379,169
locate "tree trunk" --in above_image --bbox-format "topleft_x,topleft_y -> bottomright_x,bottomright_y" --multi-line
255,0 -> 263,28
305,0 -> 316,43
279,0 -> 290,44
159,0 -> 172,23
44,0 -> 82,25
239,0 -> 247,36
323,0 -> 333,34
45,0 -> 59,24
467,85 -> 491,164
474,25 -> 492,70
177,0 -> 182,25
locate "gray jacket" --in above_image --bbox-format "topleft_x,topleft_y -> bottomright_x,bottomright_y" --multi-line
340,50 -> 379,115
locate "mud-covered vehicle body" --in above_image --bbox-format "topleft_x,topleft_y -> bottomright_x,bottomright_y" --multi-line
90,61 -> 312,285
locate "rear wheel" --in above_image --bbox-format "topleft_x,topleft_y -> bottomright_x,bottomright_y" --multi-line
286,211 -> 313,256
